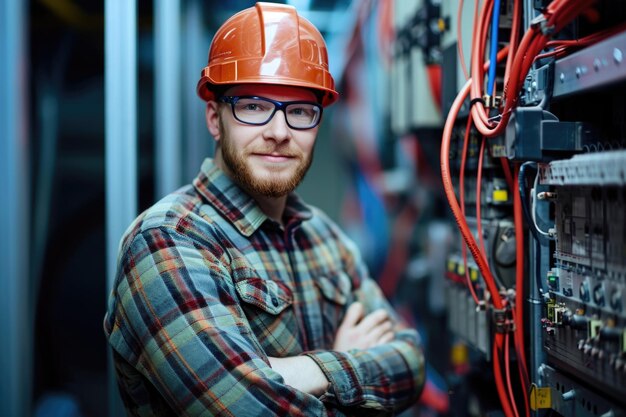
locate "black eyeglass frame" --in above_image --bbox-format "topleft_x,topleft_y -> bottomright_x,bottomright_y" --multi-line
219,95 -> 323,130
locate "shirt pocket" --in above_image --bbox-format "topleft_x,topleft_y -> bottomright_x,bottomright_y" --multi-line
315,271 -> 354,345
234,276 -> 301,356
235,278 -> 293,314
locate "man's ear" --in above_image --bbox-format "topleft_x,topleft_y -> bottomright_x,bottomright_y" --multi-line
205,101 -> 221,140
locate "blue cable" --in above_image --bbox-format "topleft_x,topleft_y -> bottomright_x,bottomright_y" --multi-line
487,0 -> 501,96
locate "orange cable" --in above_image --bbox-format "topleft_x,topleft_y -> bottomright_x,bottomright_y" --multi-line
505,332 -> 520,417
460,117 -> 481,305
440,27 -> 514,416
470,0 -> 592,137
476,136 -> 487,256
493,334 -> 515,417
500,157 -> 514,193
504,0 -> 522,87
440,45 -> 511,315
513,167 -> 531,417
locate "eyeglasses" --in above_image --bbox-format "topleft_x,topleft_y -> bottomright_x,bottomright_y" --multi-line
219,96 -> 323,130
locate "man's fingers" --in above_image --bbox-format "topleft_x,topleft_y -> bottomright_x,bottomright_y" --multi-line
365,319 -> 393,342
335,305 -> 396,351
341,302 -> 365,328
377,331 -> 395,345
357,308 -> 389,330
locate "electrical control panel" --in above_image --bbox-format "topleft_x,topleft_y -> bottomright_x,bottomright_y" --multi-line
540,152 -> 626,408
394,0 -> 626,415
392,0 -> 626,415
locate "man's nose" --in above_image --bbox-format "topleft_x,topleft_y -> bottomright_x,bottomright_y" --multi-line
263,109 -> 292,142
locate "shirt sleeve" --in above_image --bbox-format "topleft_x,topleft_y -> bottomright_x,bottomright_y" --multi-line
304,281 -> 425,413
105,225 -> 339,417
303,228 -> 426,414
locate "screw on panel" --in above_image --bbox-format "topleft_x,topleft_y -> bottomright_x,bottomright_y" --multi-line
613,48 -> 623,64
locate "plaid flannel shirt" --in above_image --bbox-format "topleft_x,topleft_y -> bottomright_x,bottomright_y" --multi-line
104,158 -> 424,416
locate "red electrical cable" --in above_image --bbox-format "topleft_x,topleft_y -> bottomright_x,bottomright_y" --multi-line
493,334 -> 515,417
504,332 -> 520,417
460,117 -> 481,305
450,3 -> 595,416
513,167 -> 531,417
441,45 -> 513,417
470,0 -> 493,260
469,4 -> 521,415
475,136 -> 487,256
441,46 -> 510,311
537,22 -> 626,62
488,5 -> 529,412
509,0 -> 568,89
470,2 -> 504,133
504,0 -> 522,88
470,0 -> 593,137
460,122 -> 470,217
500,157 -> 514,192
470,0 -> 480,74
520,0 -> 592,83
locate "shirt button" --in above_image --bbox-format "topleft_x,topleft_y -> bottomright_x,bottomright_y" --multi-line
271,297 -> 279,306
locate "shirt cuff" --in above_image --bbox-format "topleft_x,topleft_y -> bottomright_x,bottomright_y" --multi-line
303,351 -> 364,407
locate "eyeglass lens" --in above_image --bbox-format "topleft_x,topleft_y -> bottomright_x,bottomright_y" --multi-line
233,98 -> 321,128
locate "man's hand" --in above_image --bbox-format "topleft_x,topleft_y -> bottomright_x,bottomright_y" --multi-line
333,302 -> 395,352
268,303 -> 395,396
268,356 -> 330,397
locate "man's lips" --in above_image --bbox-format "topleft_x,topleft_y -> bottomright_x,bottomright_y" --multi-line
252,152 -> 298,162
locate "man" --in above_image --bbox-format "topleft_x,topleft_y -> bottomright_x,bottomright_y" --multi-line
104,2 -> 424,416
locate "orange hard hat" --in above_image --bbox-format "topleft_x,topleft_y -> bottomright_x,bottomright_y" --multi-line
196,2 -> 339,107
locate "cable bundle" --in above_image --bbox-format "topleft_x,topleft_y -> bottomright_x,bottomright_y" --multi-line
441,1 -> 598,416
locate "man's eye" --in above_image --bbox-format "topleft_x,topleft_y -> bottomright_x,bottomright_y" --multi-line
244,104 -> 260,111
289,107 -> 314,117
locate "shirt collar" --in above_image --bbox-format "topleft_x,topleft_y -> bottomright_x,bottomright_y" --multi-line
193,158 -> 312,236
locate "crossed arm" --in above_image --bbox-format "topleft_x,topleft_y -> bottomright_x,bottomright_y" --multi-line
270,302 -> 396,396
